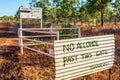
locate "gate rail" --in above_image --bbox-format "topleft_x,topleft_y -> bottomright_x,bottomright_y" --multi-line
18,28 -> 81,58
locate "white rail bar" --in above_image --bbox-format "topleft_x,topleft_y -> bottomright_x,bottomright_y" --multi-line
23,38 -> 54,45
21,34 -> 78,38
24,44 -> 42,46
59,34 -> 78,37
23,45 -> 54,58
21,30 -> 58,34
21,35 -> 57,38
20,28 -> 79,30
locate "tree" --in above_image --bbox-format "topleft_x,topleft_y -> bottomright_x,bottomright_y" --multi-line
28,0 -> 115,27
59,0 -> 80,24
87,0 -> 112,26
0,16 -> 15,22
112,0 -> 120,25
79,1 -> 91,24
15,7 -> 21,22
29,0 -> 80,25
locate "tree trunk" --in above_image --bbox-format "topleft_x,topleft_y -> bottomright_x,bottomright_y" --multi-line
101,9 -> 104,26
114,15 -> 117,25
74,15 -> 76,26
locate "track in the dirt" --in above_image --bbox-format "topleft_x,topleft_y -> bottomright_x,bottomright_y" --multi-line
0,22 -> 19,60
0,22 -> 18,38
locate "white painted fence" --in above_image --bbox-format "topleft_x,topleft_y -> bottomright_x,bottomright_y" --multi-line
18,28 -> 81,58
54,34 -> 115,80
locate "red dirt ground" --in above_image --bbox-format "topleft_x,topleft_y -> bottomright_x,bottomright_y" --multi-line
0,22 -> 120,80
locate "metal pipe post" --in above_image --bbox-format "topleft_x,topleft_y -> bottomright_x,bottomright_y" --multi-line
78,27 -> 81,38
57,32 -> 59,40
20,18 -> 23,54
41,19 -> 42,28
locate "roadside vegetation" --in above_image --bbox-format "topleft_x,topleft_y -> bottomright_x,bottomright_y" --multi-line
0,0 -> 120,80
0,0 -> 120,27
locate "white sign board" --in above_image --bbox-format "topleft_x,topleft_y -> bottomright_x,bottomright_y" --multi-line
20,7 -> 42,19
54,35 -> 115,80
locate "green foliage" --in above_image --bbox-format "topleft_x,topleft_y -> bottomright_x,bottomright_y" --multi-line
0,16 -> 15,22
14,7 -> 21,22
86,0 -> 112,26
59,24 -> 77,39
0,0 -> 119,26
0,6 -> 20,22
28,0 -> 80,24
11,0 -> 120,26
112,0 -> 120,20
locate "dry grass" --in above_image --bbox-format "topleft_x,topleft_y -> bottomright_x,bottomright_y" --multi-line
0,22 -> 120,80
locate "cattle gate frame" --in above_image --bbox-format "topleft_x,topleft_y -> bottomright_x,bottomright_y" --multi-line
18,28 -> 81,58
19,7 -> 81,58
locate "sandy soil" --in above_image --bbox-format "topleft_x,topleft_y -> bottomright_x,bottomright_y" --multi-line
0,22 -> 120,80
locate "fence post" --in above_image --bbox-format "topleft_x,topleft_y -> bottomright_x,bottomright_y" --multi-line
18,29 -> 23,54
57,31 -> 59,40
20,18 -> 23,54
40,19 -> 42,28
78,27 -> 81,38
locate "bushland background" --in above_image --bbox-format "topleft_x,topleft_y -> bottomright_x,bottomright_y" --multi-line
0,0 -> 120,80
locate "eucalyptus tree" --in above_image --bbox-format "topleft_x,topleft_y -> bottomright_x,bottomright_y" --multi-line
29,0 -> 51,22
79,1 -> 91,24
29,0 -> 80,24
112,0 -> 120,24
86,0 -> 112,26
58,0 -> 80,24
104,7 -> 114,24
